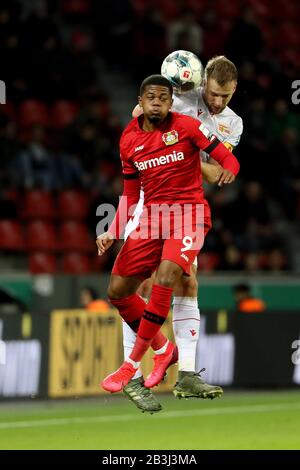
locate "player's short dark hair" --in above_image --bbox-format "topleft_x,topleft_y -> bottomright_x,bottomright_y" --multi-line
140,75 -> 173,96
205,56 -> 238,86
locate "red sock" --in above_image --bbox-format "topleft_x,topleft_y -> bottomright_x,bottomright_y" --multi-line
130,284 -> 173,362
109,293 -> 144,331
151,330 -> 168,351
110,293 -> 168,350
130,336 -> 152,362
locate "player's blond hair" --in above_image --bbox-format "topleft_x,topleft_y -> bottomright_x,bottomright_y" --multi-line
205,56 -> 238,86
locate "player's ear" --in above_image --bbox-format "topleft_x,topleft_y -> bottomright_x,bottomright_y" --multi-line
169,98 -> 173,110
138,96 -> 142,107
132,103 -> 143,118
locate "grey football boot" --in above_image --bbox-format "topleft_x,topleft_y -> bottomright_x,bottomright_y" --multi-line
173,369 -> 223,399
123,377 -> 162,413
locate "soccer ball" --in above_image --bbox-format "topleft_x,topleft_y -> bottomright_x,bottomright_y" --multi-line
161,50 -> 203,93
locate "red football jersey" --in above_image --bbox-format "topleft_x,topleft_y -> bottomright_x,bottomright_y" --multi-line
120,112 -> 239,216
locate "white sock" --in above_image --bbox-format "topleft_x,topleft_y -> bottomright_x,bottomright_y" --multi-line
127,357 -> 141,369
172,296 -> 200,372
154,339 -> 169,355
122,321 -> 142,379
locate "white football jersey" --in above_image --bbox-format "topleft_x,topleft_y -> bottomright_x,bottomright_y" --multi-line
173,87 -> 243,161
124,88 -> 243,239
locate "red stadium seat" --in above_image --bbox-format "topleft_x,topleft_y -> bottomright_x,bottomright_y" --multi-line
5,189 -> 19,205
61,0 -> 91,15
0,220 -> 25,251
62,252 -> 92,273
29,252 -> 58,273
50,100 -> 79,129
275,22 -> 300,49
279,49 -> 300,68
215,0 -> 241,18
18,100 -> 49,128
60,221 -> 94,252
247,0 -> 271,19
268,0 -> 300,20
26,221 -> 59,252
185,0 -> 209,15
157,0 -> 185,20
21,190 -> 56,220
58,190 -> 89,220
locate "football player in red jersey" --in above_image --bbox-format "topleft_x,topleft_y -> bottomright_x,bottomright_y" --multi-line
97,74 -> 239,400
121,57 -> 241,412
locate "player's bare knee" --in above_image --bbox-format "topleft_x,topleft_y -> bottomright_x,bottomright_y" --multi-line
108,275 -> 141,299
107,276 -> 129,300
182,275 -> 198,297
155,261 -> 182,288
107,284 -> 121,300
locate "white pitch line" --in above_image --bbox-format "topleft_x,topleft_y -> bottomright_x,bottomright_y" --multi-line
0,402 -> 300,430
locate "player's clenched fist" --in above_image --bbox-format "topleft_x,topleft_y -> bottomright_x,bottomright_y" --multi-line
96,232 -> 114,256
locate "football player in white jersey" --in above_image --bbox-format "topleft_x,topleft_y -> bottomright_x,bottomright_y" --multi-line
121,56 -> 243,411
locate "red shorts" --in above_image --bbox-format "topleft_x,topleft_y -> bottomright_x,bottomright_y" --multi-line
112,216 -> 212,279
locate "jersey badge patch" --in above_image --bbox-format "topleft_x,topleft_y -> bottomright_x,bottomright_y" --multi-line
162,130 -> 179,146
218,123 -> 231,135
